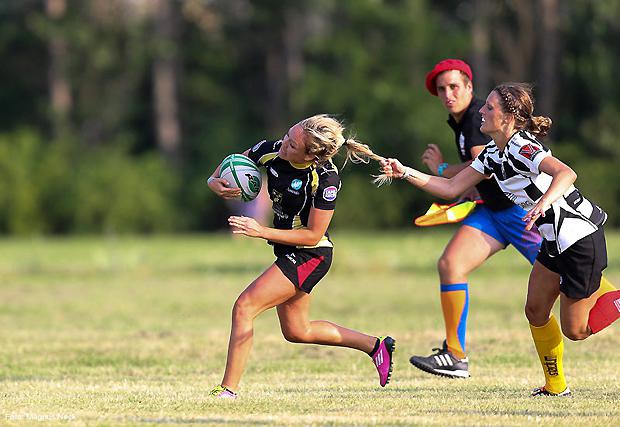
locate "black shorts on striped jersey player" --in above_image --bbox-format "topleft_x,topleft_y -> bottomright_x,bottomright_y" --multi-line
536,227 -> 607,299
409,340 -> 469,379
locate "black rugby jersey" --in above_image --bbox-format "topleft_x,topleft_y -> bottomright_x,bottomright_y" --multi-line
447,98 -> 513,211
471,130 -> 607,255
247,139 -> 340,254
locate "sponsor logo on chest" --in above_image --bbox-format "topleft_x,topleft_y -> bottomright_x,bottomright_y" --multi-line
287,178 -> 303,195
291,179 -> 303,190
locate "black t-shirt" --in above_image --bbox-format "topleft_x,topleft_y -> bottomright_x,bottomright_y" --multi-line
447,98 -> 514,211
247,139 -> 340,254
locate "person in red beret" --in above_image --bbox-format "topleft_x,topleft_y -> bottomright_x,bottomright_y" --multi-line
408,60 -> 617,382
409,59 -> 542,378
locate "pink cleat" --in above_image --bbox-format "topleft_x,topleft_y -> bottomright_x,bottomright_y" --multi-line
588,290 -> 620,334
371,336 -> 396,387
210,385 -> 237,399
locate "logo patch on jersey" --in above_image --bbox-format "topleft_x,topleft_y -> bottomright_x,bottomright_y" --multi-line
290,179 -> 303,190
269,167 -> 279,177
252,140 -> 265,152
322,186 -> 338,202
519,144 -> 541,160
272,190 -> 283,204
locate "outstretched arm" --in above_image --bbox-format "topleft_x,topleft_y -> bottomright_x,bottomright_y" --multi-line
380,158 -> 486,200
522,156 -> 577,230
228,207 -> 333,247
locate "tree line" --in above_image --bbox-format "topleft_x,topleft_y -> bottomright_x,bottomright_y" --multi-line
0,0 -> 618,234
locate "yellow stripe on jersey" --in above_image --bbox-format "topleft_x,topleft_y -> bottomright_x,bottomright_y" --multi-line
292,215 -> 303,230
291,215 -> 333,248
289,160 -> 314,169
295,164 -> 334,249
310,169 -> 319,195
297,235 -> 333,249
258,152 -> 278,166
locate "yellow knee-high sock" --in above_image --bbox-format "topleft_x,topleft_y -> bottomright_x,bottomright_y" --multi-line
529,314 -> 567,394
592,276 -> 617,299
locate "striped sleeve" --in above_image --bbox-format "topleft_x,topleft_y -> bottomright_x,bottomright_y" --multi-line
510,139 -> 550,174
470,146 -> 493,175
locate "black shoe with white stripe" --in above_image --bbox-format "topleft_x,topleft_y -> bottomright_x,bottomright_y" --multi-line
531,386 -> 572,397
409,341 -> 469,378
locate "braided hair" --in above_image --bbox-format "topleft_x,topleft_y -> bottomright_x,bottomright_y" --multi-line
494,83 -> 552,138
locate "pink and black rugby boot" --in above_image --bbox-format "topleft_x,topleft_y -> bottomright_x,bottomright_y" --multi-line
370,336 -> 396,387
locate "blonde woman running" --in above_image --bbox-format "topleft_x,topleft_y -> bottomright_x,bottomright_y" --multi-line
207,115 -> 394,399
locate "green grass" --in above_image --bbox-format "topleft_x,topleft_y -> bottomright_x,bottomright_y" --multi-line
0,230 -> 619,425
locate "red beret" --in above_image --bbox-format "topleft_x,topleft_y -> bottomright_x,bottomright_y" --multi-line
425,59 -> 473,96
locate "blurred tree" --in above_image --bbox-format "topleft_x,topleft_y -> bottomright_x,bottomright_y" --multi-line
0,0 -> 619,233
537,0 -> 560,117
470,0 -> 493,95
46,0 -> 72,139
152,0 -> 182,163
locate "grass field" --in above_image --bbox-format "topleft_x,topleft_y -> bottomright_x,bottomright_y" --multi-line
0,230 -> 619,426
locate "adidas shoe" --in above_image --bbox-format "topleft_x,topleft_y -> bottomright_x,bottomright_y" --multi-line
531,386 -> 572,397
409,340 -> 469,378
210,385 -> 237,399
371,336 -> 396,387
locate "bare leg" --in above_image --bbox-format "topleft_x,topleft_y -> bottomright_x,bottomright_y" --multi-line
525,261 -> 561,326
221,264 -> 298,391
559,293 -> 598,340
276,290 -> 377,353
437,225 -> 504,357
437,225 -> 505,283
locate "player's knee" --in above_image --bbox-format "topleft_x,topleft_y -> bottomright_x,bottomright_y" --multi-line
232,294 -> 255,321
281,328 -> 311,343
437,255 -> 459,277
561,325 -> 589,341
524,302 -> 545,324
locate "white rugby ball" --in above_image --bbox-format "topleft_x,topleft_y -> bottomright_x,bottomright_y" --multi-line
219,154 -> 262,202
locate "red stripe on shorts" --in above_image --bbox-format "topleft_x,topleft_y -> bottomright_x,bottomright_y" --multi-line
297,256 -> 325,287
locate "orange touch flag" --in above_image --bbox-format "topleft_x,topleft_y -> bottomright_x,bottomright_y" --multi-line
414,200 -> 483,227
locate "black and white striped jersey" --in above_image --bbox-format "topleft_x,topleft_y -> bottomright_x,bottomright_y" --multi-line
470,131 -> 607,255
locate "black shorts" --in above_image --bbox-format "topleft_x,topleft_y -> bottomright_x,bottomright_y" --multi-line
274,247 -> 333,293
536,227 -> 607,299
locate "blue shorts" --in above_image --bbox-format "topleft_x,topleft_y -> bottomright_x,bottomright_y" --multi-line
462,204 -> 542,264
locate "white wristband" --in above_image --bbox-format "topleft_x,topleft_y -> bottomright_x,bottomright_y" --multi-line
400,167 -> 411,180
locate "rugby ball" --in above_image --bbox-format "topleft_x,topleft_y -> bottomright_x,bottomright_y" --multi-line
219,154 -> 262,201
